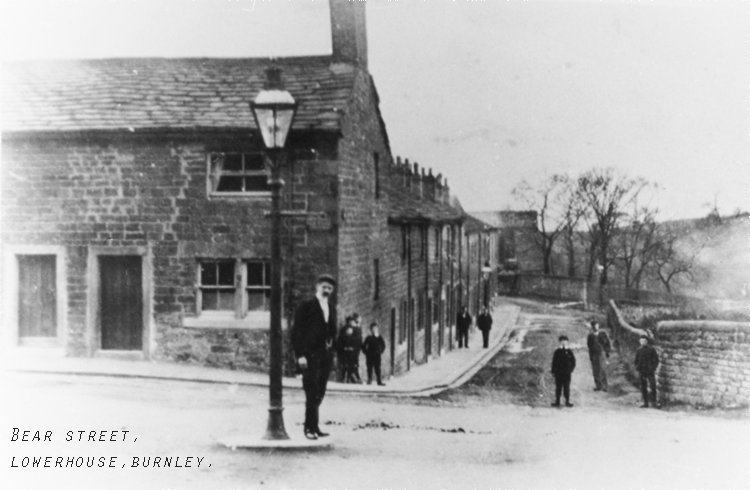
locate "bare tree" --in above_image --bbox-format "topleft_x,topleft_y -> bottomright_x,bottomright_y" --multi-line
512,173 -> 583,275
650,227 -> 707,293
576,168 -> 652,286
614,199 -> 661,289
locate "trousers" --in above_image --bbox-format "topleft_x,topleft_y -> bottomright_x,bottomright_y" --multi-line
366,356 -> 382,384
589,353 -> 608,389
639,372 -> 657,405
302,349 -> 333,432
480,329 -> 490,348
457,328 -> 469,348
554,374 -> 571,403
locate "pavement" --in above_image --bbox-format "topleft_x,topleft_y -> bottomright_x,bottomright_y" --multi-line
0,301 -> 521,398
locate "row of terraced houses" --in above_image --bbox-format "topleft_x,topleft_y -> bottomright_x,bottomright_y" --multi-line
0,0 -> 541,378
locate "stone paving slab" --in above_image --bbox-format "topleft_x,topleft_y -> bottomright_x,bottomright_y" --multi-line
1,303 -> 521,398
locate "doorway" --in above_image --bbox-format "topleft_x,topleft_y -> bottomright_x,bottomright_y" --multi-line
99,256 -> 143,350
18,255 -> 57,339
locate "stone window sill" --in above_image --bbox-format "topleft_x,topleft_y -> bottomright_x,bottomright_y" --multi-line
183,311 -> 286,330
209,192 -> 271,199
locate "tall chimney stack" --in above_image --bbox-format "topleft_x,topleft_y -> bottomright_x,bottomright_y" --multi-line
329,0 -> 368,69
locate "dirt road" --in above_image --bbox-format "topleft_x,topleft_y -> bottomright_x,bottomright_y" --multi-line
3,303 -> 745,489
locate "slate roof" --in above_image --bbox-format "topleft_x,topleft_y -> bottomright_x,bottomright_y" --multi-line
387,185 -> 464,225
463,213 -> 497,234
1,57 -> 357,133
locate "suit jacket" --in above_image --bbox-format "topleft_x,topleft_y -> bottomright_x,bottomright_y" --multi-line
477,313 -> 493,332
457,312 -> 473,331
587,330 -> 611,356
291,297 -> 337,359
551,348 -> 576,376
634,344 -> 659,374
362,335 -> 386,359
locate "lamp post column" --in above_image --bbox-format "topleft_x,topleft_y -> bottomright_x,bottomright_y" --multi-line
264,151 -> 289,441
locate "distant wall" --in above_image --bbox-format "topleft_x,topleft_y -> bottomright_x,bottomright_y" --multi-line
607,300 -> 649,380
655,321 -> 748,407
498,273 -> 586,302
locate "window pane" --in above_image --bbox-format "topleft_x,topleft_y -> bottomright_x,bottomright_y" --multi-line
244,153 -> 265,171
223,154 -> 242,171
201,263 -> 217,286
217,262 -> 234,286
247,291 -> 268,311
216,176 -> 243,192
202,290 -> 218,310
247,262 -> 265,286
218,290 -> 234,310
244,176 -> 270,192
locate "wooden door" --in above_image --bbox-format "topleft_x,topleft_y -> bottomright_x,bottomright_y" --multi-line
100,256 -> 142,350
18,255 -> 57,338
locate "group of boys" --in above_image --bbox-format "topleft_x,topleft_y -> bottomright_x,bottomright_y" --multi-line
335,313 -> 386,386
550,320 -> 660,409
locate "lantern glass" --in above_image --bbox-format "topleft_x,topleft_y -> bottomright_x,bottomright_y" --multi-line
252,89 -> 297,149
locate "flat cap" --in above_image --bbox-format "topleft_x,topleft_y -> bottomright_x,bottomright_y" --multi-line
316,273 -> 336,286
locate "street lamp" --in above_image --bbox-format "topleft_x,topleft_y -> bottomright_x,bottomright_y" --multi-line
250,67 -> 298,441
481,261 -> 493,308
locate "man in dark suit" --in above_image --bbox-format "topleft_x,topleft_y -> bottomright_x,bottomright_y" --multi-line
291,274 -> 338,440
587,320 -> 611,392
456,306 -> 473,348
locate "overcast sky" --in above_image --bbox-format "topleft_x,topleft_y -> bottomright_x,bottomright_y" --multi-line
1,0 -> 747,220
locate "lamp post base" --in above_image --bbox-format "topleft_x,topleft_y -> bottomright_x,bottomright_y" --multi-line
262,406 -> 290,441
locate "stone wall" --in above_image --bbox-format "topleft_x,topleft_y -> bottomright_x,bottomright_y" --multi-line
1,132 -> 339,372
655,321 -> 748,407
609,300 -> 748,408
607,300 -> 649,380
500,273 -> 587,302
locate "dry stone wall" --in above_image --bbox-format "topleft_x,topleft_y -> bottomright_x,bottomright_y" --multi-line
655,321 -> 748,407
609,301 -> 748,408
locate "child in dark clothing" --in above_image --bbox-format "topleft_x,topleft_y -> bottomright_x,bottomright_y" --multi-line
551,335 -> 576,407
337,319 -> 361,383
362,322 -> 386,386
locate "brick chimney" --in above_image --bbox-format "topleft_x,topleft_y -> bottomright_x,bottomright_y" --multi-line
330,0 -> 368,69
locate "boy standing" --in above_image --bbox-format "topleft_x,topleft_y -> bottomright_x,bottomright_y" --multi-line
477,307 -> 493,349
456,306 -> 473,348
634,335 -> 660,408
362,322 -> 386,386
337,316 -> 361,384
551,335 -> 576,407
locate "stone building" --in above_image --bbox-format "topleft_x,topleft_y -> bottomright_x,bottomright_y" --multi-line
1,1 -> 493,378
462,214 -> 499,315
470,210 -> 543,272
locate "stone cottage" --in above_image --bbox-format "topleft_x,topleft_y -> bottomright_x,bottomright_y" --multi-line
1,0 -> 492,377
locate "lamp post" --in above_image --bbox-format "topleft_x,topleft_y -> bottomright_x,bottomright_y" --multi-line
481,261 -> 493,309
250,67 -> 298,441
